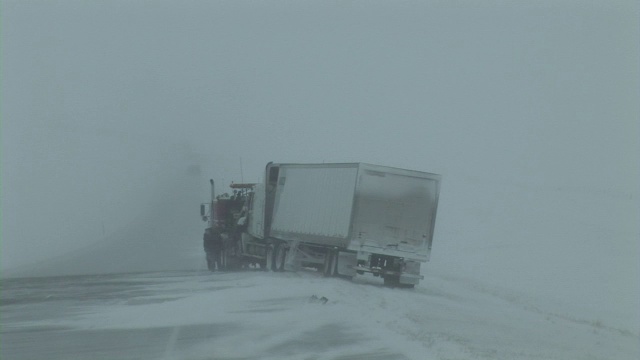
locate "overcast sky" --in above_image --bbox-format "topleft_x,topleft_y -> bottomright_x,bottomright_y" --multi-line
1,0 -> 638,273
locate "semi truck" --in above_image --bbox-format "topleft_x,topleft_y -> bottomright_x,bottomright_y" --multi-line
200,162 -> 441,287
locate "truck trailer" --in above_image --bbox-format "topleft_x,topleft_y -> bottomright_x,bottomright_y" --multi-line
200,162 -> 441,287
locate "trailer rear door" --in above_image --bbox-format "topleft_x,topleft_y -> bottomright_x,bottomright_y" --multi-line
351,166 -> 440,261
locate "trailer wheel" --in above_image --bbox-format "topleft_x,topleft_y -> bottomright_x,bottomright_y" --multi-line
330,252 -> 339,277
383,276 -> 415,289
383,276 -> 398,287
274,243 -> 287,272
265,245 -> 275,271
323,250 -> 337,277
322,251 -> 331,277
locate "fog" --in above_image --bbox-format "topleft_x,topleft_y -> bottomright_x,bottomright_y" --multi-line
1,0 -> 639,331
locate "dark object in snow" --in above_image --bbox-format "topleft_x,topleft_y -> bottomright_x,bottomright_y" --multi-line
309,295 -> 328,304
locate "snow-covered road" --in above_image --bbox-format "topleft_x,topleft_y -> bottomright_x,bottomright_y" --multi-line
2,269 -> 637,359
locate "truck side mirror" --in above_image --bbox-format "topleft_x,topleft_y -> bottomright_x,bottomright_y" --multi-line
200,204 -> 206,216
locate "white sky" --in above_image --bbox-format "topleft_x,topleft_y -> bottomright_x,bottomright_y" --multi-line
1,0 -> 639,273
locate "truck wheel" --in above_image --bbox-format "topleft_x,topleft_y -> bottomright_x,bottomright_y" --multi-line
220,250 -> 227,271
274,243 -> 287,272
206,255 -> 215,271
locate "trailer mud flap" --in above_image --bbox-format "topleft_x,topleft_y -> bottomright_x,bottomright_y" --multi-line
400,260 -> 422,284
399,273 -> 423,285
336,251 -> 357,277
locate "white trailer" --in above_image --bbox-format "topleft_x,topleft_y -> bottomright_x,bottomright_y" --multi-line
202,162 -> 441,287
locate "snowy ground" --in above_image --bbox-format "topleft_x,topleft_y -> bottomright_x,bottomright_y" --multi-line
2,269 -> 638,360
